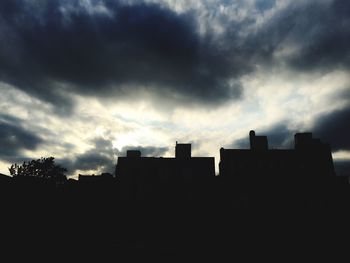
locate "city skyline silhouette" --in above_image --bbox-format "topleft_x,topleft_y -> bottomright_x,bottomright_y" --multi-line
0,0 -> 349,259
1,129 -> 349,259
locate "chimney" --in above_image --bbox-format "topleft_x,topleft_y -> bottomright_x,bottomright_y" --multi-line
175,143 -> 191,159
249,130 -> 255,149
126,150 -> 141,158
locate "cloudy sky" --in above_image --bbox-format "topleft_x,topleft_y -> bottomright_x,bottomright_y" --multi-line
0,0 -> 349,178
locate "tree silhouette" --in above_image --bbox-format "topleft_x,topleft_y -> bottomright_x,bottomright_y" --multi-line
9,157 -> 67,182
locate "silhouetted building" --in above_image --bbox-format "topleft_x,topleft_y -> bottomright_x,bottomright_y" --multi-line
127,150 -> 142,158
116,143 -> 215,201
78,173 -> 114,183
220,130 -> 335,178
219,130 -> 345,206
249,130 -> 268,151
175,142 -> 191,158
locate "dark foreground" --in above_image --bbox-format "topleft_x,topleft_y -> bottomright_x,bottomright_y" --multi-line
1,175 -> 349,261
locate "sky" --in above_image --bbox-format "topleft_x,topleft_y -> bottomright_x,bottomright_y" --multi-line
0,0 -> 349,178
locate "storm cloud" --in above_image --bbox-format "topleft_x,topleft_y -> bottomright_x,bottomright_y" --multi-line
0,114 -> 43,160
115,145 -> 169,157
0,0 -> 245,110
313,106 -> 350,151
1,0 -> 348,112
232,124 -> 295,149
58,137 -> 116,175
58,136 -> 170,175
255,0 -> 350,72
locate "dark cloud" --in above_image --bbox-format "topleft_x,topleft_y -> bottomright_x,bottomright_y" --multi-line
0,116 -> 43,160
58,136 -> 170,175
231,103 -> 350,153
0,113 -> 22,123
73,152 -> 114,172
251,115 -> 350,152
58,137 -> 116,175
245,106 -> 350,153
334,160 -> 350,177
261,124 -> 295,149
115,145 -> 169,157
1,0 -> 348,111
219,0 -> 350,76
267,0 -> 350,71
0,0 -> 245,111
313,106 -> 350,151
232,125 -> 295,149
255,0 -> 276,12
231,136 -> 250,149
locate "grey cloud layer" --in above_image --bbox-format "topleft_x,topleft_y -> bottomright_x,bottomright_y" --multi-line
232,108 -> 350,152
0,0 -> 348,111
58,137 -> 169,175
58,137 -> 116,175
0,0 -> 242,109
115,145 -> 169,157
233,124 -> 295,149
0,114 -> 43,160
313,107 -> 350,152
270,0 -> 350,71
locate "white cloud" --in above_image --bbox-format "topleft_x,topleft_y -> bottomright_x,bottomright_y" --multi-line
333,150 -> 350,161
1,65 -> 349,176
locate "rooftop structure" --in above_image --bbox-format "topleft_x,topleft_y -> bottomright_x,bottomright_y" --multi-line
116,143 -> 215,201
220,130 -> 335,178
